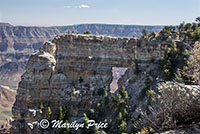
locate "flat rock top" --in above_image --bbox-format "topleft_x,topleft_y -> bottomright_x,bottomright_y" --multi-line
53,33 -> 135,44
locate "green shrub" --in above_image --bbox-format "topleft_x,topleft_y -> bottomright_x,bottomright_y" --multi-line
84,31 -> 91,34
47,106 -> 52,120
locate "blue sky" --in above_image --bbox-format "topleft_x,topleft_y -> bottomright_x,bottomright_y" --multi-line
0,0 -> 199,26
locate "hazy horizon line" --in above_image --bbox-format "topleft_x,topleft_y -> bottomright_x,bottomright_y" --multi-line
0,21 -> 179,27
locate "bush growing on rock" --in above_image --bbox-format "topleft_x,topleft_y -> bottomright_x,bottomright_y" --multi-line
47,106 -> 52,120
160,40 -> 187,81
140,82 -> 200,132
184,41 -> 200,84
83,31 -> 91,34
142,29 -> 147,38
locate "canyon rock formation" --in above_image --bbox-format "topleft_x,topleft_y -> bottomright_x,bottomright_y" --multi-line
11,33 -> 176,134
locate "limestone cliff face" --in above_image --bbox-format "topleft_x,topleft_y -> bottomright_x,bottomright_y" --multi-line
11,33 -> 172,134
11,41 -> 57,134
0,23 -> 61,51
